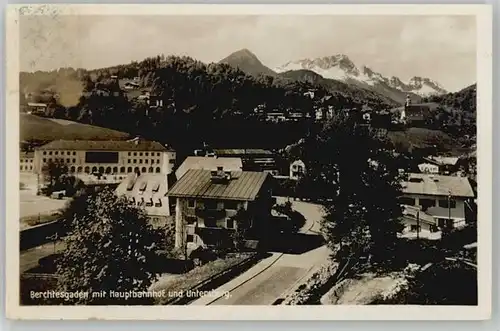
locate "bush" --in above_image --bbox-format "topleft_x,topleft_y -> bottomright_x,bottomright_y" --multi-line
189,247 -> 218,266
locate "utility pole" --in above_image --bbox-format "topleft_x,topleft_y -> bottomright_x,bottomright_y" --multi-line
448,190 -> 452,230
416,210 -> 420,240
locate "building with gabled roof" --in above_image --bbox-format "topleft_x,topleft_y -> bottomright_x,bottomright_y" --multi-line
116,173 -> 172,228
168,168 -> 273,251
400,173 -> 475,234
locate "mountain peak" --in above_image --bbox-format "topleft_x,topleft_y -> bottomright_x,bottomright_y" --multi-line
219,49 -> 275,77
275,54 -> 448,99
221,48 -> 262,64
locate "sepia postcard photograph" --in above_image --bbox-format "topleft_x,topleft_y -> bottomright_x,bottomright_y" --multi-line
4,4 -> 492,320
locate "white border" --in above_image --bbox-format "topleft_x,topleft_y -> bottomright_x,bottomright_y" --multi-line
5,4 -> 493,320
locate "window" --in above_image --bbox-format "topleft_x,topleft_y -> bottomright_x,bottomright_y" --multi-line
128,159 -> 131,164
157,159 -> 160,164
420,198 -> 435,210
30,159 -> 33,163
77,166 -> 82,173
145,152 -> 149,156
43,151 -> 46,155
205,200 -> 218,210
141,167 -> 147,173
186,235 -> 194,243
127,167 -> 132,173
204,217 -> 217,228
72,158 -> 76,163
133,152 -> 137,156
429,225 -> 438,233
155,167 -> 161,173
43,158 -> 46,163
55,151 -> 58,155
145,159 -> 148,164
186,216 -> 197,225
49,151 -> 52,155
128,152 -> 131,156
120,167 -> 125,173
67,151 -> 71,155
399,197 -> 415,206
169,159 -> 175,164
151,159 -> 154,164
149,167 -> 154,173
73,152 -> 76,156
133,159 -> 137,164
439,199 -> 456,209
187,199 -> 195,208
225,200 -> 238,210
139,152 -> 143,156
139,159 -> 143,164
154,200 -> 162,207
410,225 -> 421,232
66,158 -> 70,163
157,153 -> 160,156
226,218 -> 235,229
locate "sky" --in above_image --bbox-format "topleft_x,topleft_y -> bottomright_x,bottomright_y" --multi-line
19,15 -> 476,92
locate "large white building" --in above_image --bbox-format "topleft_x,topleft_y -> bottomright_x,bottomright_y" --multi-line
33,137 -> 176,177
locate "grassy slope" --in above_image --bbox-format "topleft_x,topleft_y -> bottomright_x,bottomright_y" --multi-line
20,114 -> 131,142
387,127 -> 453,151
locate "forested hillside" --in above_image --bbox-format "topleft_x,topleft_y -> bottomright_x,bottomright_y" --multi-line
20,54 -> 397,157
421,83 -> 476,144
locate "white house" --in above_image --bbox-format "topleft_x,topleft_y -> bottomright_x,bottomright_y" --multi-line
289,159 -> 306,180
400,173 -> 475,234
418,162 -> 439,174
116,173 -> 172,227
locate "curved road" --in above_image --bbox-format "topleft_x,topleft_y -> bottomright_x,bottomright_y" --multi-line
190,198 -> 330,306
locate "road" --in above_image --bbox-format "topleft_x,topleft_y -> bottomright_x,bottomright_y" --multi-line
191,198 -> 329,305
20,241 -> 65,273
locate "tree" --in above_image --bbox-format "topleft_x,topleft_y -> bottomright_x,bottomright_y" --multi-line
41,160 -> 67,192
55,188 -> 164,305
298,113 -> 404,272
229,207 -> 252,251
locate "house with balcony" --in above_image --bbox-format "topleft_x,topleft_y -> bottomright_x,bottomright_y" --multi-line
167,168 -> 273,251
400,173 -> 475,237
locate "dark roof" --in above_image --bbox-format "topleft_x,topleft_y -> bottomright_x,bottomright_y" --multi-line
213,149 -> 274,156
167,169 -> 269,201
36,139 -> 172,152
20,151 -> 34,158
